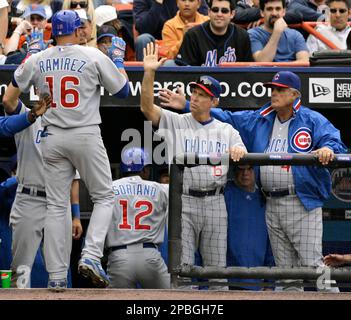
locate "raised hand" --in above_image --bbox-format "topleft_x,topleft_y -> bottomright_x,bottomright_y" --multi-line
159,87 -> 187,110
143,42 -> 167,72
33,93 -> 52,117
26,28 -> 52,55
14,20 -> 33,36
107,36 -> 126,64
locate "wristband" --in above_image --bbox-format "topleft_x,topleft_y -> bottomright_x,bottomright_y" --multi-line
71,204 -> 80,219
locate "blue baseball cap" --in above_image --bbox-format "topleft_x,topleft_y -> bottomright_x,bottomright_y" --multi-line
23,4 -> 47,19
263,71 -> 301,91
189,75 -> 222,98
97,25 -> 118,42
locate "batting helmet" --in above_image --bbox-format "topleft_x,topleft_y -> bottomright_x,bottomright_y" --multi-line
51,10 -> 81,37
120,147 -> 149,173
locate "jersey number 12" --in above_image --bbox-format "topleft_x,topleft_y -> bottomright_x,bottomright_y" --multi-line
118,199 -> 153,230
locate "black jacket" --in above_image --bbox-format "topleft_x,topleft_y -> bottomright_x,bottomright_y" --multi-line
178,21 -> 253,66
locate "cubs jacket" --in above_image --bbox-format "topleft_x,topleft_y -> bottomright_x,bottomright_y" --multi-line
209,98 -> 347,211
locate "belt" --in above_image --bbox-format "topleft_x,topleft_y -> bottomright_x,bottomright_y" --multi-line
188,187 -> 224,198
261,188 -> 294,198
109,243 -> 157,252
21,187 -> 46,198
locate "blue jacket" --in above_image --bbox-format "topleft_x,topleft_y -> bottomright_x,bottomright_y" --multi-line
209,98 -> 347,211
287,0 -> 323,21
225,181 -> 274,290
0,111 -> 32,138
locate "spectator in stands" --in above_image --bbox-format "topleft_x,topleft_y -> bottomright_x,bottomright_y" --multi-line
0,0 -> 8,63
177,0 -> 253,66
306,0 -> 351,53
76,9 -> 94,45
133,0 -> 208,60
4,4 -> 51,64
96,24 -> 118,54
63,0 -> 97,46
234,0 -> 263,27
288,0 -> 328,21
11,0 -> 59,20
95,4 -> 135,60
225,165 -> 275,291
162,0 -> 209,59
234,0 -> 303,27
248,0 -> 309,62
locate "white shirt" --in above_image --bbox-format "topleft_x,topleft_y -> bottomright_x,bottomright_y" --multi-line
307,24 -> 351,54
0,0 -> 8,9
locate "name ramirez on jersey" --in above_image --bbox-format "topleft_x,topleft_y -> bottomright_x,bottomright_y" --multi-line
39,57 -> 87,74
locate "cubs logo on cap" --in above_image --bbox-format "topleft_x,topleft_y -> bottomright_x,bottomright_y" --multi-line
290,127 -> 313,153
264,71 -> 301,91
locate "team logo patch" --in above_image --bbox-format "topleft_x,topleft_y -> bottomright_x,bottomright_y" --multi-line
113,49 -> 122,56
290,127 -> 313,153
273,73 -> 280,81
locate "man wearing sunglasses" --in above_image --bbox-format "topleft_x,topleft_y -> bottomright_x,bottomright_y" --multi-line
177,0 -> 253,66
306,0 -> 351,53
141,42 -> 247,289
4,4 -> 51,63
248,0 -> 309,62
70,1 -> 88,9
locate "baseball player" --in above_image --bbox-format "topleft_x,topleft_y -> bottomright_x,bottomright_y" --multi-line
105,147 -> 170,289
159,71 -> 347,292
2,90 -> 83,290
141,43 -> 247,290
3,10 -> 129,288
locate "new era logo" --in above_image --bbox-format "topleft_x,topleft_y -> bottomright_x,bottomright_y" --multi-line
312,83 -> 331,97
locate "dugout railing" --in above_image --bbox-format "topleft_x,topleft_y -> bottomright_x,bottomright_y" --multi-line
168,153 -> 351,289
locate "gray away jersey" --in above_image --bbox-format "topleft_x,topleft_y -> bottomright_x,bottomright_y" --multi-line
14,45 -> 127,128
105,176 -> 169,247
260,116 -> 294,191
158,109 -> 246,190
11,102 -> 45,189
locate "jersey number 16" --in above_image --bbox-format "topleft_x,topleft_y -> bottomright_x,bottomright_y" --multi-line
45,76 -> 80,108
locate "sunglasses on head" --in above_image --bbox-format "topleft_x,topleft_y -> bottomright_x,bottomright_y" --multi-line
211,7 -> 231,14
330,8 -> 348,13
70,1 -> 88,8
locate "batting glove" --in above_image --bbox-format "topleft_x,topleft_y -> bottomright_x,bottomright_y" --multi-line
107,36 -> 126,68
26,29 -> 52,55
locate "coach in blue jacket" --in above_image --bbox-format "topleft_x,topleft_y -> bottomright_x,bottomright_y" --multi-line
161,70 -> 347,291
